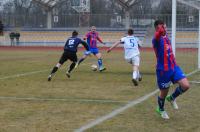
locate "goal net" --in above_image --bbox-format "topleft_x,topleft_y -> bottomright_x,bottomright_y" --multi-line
174,0 -> 200,73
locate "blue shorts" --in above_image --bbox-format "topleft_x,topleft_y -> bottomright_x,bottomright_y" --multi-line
84,48 -> 99,55
156,66 -> 186,89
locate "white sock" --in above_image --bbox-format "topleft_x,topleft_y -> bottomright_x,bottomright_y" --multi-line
132,71 -> 137,79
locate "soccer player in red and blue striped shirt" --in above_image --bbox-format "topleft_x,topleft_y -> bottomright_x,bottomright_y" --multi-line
76,26 -> 106,72
152,20 -> 190,119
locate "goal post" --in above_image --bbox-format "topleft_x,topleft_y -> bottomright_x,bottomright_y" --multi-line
198,10 -> 200,69
173,0 -> 200,71
172,0 -> 177,56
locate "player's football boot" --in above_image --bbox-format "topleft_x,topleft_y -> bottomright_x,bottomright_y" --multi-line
132,78 -> 138,86
166,95 -> 178,110
99,66 -> 106,72
156,107 -> 170,119
47,75 -> 52,81
66,71 -> 71,78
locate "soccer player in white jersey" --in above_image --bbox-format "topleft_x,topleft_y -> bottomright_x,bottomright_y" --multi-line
107,29 -> 142,86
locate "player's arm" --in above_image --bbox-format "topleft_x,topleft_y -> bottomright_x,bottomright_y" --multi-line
83,33 -> 89,40
97,35 -> 106,45
137,39 -> 142,49
155,24 -> 166,41
107,41 -> 121,53
81,40 -> 90,51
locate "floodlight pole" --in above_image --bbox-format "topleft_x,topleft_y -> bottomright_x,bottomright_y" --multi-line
172,0 -> 176,56
198,10 -> 200,69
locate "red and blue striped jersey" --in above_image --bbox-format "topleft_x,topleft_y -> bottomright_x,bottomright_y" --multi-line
85,31 -> 103,48
152,35 -> 177,71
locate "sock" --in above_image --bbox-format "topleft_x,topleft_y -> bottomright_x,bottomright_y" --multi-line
78,58 -> 85,65
132,71 -> 137,79
158,96 -> 165,111
98,59 -> 103,67
68,62 -> 76,73
137,70 -> 140,79
171,86 -> 186,100
50,66 -> 58,75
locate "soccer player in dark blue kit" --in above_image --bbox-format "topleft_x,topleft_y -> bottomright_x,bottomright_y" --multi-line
48,30 -> 90,81
152,20 -> 190,119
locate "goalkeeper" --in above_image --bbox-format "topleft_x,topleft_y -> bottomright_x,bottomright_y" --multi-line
48,30 -> 90,81
75,26 -> 106,72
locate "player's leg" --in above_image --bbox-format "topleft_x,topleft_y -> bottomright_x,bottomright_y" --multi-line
134,55 -> 142,81
166,66 -> 190,109
95,51 -> 106,72
66,52 -> 78,78
156,88 -> 170,119
48,52 -> 67,81
132,65 -> 139,86
75,53 -> 88,68
125,58 -> 137,85
156,70 -> 172,119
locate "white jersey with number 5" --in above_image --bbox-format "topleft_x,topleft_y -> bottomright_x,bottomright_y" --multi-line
120,35 -> 140,59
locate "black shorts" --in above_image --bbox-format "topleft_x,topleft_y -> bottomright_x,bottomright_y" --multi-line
59,51 -> 77,64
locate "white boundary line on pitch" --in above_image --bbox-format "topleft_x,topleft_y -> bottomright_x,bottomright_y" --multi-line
0,69 -> 50,80
75,69 -> 200,132
0,96 -> 128,104
189,81 -> 200,84
0,61 -> 93,80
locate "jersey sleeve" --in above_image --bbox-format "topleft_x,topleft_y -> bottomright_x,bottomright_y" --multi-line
80,39 -> 90,51
120,37 -> 125,44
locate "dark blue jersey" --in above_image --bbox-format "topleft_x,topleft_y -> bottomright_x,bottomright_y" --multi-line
64,37 -> 89,52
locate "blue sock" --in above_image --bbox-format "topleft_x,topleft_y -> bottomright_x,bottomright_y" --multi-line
78,58 -> 85,65
158,96 -> 165,111
171,86 -> 185,100
98,59 -> 103,67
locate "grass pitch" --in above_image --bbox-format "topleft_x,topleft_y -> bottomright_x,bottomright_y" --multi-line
0,47 -> 199,132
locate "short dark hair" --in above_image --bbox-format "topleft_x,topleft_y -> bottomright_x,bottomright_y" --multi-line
72,30 -> 78,36
128,29 -> 134,35
154,20 -> 164,28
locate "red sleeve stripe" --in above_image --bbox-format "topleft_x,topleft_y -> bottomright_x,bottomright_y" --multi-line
163,38 -> 169,71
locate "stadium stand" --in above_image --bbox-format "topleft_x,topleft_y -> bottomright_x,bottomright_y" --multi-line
0,28 -> 197,48
0,28 -> 147,46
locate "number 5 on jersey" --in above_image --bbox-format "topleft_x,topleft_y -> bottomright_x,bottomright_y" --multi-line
130,39 -> 135,47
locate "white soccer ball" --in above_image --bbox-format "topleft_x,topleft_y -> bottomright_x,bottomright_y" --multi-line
91,64 -> 98,71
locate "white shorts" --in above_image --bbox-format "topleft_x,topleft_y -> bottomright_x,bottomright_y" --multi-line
125,55 -> 140,66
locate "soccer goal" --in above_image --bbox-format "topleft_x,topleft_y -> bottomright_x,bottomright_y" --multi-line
172,0 -> 200,72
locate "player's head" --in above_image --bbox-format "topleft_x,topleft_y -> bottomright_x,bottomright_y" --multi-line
128,29 -> 134,35
154,20 -> 164,29
91,26 -> 96,33
72,30 -> 78,37
154,20 -> 166,35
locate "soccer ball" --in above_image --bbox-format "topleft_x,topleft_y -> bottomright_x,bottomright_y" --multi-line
91,64 -> 98,71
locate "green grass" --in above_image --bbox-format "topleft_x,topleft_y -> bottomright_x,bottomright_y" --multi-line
0,49 -> 199,132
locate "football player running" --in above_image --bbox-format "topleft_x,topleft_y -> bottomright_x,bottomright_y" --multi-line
48,30 -> 90,81
107,28 -> 142,86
